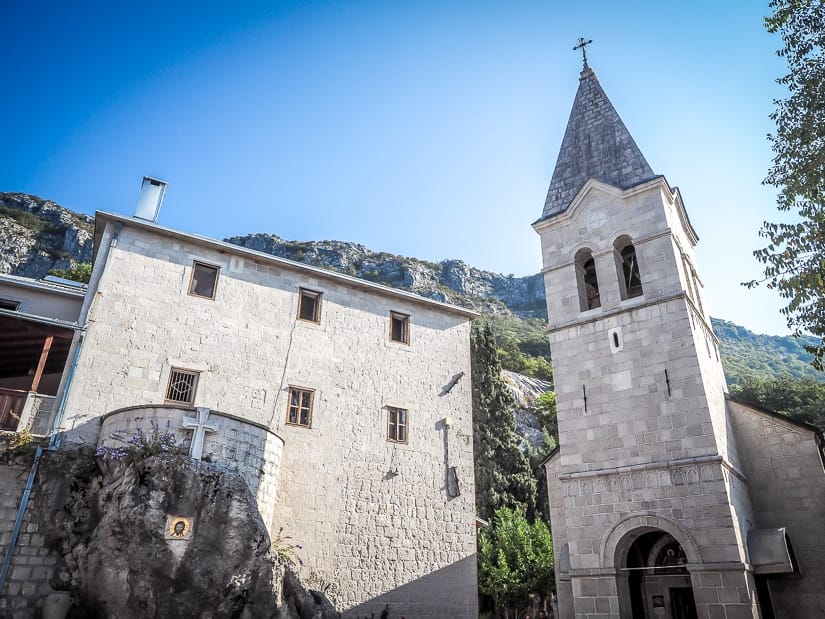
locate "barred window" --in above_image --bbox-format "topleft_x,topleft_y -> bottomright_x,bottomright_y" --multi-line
166,368 -> 199,404
390,311 -> 409,344
286,386 -> 314,428
297,289 -> 322,323
189,261 -> 219,299
387,406 -> 408,443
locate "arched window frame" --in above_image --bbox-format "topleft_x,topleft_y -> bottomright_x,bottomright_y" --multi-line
613,236 -> 644,300
575,248 -> 601,311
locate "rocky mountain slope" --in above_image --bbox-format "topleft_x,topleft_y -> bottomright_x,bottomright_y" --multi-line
0,193 -> 94,278
225,233 -> 547,317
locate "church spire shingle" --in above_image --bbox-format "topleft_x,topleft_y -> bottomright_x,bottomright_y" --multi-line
540,68 -> 655,219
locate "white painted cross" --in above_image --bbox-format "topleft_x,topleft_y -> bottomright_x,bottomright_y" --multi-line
181,407 -> 218,461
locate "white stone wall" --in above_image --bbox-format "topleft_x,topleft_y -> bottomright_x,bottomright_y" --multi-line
537,180 -> 737,472
728,401 -> 825,618
535,179 -> 760,617
63,220 -> 478,617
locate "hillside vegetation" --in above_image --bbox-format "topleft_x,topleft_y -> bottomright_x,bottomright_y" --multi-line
713,318 -> 822,384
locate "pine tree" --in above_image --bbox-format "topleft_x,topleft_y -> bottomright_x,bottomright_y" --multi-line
471,322 -> 537,521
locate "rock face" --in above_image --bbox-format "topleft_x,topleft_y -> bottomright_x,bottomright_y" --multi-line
225,233 -> 547,318
32,449 -> 338,619
501,370 -> 554,452
0,193 -> 93,279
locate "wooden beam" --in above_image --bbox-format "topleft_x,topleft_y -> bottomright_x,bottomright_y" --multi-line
29,335 -> 53,393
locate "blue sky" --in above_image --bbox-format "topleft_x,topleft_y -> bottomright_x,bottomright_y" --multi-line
1,1 -> 792,335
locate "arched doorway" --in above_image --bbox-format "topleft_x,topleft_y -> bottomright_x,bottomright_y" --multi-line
623,530 -> 697,619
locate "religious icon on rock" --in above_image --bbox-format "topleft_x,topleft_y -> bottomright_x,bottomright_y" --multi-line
164,515 -> 194,540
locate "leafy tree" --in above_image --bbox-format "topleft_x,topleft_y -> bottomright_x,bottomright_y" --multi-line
478,507 -> 554,617
730,374 -> 825,433
532,391 -> 558,443
47,262 -> 92,284
472,322 -> 537,521
749,0 -> 825,368
481,315 -> 554,383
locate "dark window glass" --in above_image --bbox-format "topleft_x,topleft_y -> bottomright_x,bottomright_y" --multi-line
298,289 -> 321,322
287,387 -> 314,427
189,262 -> 219,299
390,312 -> 409,344
387,407 -> 408,443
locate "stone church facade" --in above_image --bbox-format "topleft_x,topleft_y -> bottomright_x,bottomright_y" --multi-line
537,66 -> 825,618
1,210 -> 479,617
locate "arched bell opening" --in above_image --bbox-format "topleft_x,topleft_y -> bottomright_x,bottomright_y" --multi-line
613,235 -> 643,300
615,528 -> 697,619
574,247 -> 601,311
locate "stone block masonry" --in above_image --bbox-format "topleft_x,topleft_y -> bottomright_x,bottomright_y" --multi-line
0,459 -> 59,619
59,216 -> 479,618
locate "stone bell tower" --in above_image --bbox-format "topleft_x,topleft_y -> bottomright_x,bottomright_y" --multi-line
535,60 -> 762,618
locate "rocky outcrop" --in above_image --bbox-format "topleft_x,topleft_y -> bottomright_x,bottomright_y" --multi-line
502,370 -> 554,452
224,233 -> 547,318
31,448 -> 337,619
0,193 -> 93,279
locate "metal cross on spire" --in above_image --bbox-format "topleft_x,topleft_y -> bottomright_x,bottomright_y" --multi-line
573,37 -> 593,70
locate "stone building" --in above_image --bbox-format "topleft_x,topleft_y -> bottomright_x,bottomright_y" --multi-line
1,206 -> 479,617
536,65 -> 825,618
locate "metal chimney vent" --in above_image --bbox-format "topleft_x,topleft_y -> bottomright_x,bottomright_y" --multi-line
134,176 -> 168,222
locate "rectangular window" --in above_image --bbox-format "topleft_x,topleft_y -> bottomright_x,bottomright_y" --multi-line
387,406 -> 408,443
297,288 -> 322,323
189,261 -> 219,299
0,299 -> 21,311
286,386 -> 314,428
165,368 -> 199,405
389,311 -> 410,344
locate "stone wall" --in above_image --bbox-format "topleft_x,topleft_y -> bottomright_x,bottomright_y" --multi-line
537,180 -> 734,473
728,400 -> 825,618
0,453 -> 60,619
61,219 -> 478,617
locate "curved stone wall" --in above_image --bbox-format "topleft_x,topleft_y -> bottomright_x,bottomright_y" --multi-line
98,405 -> 284,530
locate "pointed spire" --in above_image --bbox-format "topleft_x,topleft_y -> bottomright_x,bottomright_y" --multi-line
541,68 -> 655,219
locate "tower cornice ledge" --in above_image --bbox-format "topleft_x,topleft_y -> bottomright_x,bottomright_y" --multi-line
557,453 -> 748,484
532,176 -> 698,246
546,290 -> 685,334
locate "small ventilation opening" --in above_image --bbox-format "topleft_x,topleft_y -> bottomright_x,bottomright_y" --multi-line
608,327 -> 623,353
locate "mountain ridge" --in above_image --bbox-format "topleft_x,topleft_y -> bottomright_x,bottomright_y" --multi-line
1,192 -> 821,384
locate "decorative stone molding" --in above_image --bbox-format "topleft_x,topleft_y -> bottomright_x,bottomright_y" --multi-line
562,460 -> 724,497
601,513 -> 703,569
